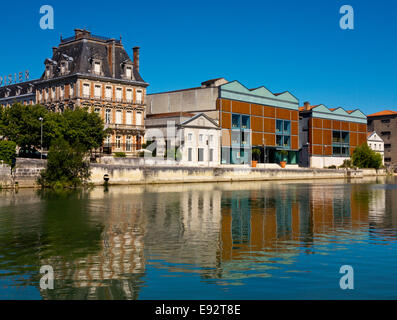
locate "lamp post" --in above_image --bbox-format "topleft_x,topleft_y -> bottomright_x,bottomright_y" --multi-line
39,117 -> 43,160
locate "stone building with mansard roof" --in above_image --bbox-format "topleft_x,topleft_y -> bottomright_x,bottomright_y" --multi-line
1,29 -> 149,157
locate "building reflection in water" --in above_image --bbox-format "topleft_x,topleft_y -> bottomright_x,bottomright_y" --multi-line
4,177 -> 394,299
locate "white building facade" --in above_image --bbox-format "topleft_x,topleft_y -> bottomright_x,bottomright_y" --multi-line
145,113 -> 220,166
367,131 -> 384,164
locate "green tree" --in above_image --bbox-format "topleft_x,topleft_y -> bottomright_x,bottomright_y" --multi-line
0,141 -> 17,166
0,103 -> 106,153
38,137 -> 91,189
0,103 -> 47,150
352,143 -> 383,169
56,108 -> 106,152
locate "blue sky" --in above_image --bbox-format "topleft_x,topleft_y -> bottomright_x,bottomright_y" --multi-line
1,0 -> 396,115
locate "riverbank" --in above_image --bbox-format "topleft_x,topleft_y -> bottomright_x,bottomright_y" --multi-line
0,158 -> 391,189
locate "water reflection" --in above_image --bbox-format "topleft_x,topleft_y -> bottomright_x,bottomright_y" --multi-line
0,177 -> 396,299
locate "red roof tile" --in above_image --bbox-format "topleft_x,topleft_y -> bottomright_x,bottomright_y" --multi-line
367,110 -> 397,117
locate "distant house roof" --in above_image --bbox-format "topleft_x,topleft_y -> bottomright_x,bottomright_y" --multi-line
367,110 -> 397,117
0,80 -> 36,100
367,131 -> 384,142
146,112 -> 196,119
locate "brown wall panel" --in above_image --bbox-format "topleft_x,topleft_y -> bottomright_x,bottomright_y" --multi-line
263,133 -> 275,146
291,121 -> 299,135
263,118 -> 275,133
221,112 -> 231,129
232,101 -> 250,114
251,116 -> 263,132
291,110 -> 299,121
324,145 -> 332,156
263,106 -> 275,118
357,133 -> 367,145
341,121 -> 349,131
252,132 -> 263,146
312,118 -> 323,128
222,130 -> 231,146
291,136 -> 299,150
350,122 -> 358,132
323,119 -> 332,129
350,147 -> 356,156
358,123 -> 367,133
312,145 -> 323,155
323,129 -> 332,145
350,132 -> 358,147
221,99 -> 231,112
251,104 -> 263,116
312,128 -> 323,145
276,108 -> 290,120
332,120 -> 341,130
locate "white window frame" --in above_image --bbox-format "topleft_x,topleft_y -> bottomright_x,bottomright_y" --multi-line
126,111 -> 133,125
83,83 -> 90,98
116,110 -> 123,124
94,84 -> 101,98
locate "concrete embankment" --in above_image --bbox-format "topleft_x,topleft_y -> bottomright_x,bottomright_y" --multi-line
0,158 -> 389,189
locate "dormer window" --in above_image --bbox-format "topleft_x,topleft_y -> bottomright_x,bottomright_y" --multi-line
5,88 -> 11,98
126,66 -> 132,79
90,58 -> 102,76
121,61 -> 133,79
16,86 -> 22,96
45,66 -> 51,78
60,62 -> 67,74
94,61 -> 101,74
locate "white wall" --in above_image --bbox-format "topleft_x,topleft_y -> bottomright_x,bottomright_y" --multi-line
310,156 -> 350,169
180,128 -> 220,166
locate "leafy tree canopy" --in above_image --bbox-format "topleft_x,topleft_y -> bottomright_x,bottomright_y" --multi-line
0,103 -> 106,152
352,143 -> 383,170
0,141 -> 17,166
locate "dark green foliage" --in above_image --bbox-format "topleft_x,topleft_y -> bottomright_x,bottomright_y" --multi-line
252,148 -> 261,161
352,143 -> 383,170
0,141 -> 17,166
0,104 -> 47,150
339,159 -> 353,169
38,138 -> 91,189
0,103 -> 106,152
114,152 -> 126,158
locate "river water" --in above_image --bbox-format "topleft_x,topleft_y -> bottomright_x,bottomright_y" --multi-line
0,177 -> 396,300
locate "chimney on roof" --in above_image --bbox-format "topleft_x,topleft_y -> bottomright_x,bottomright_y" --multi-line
133,47 -> 140,73
74,29 -> 91,39
201,78 -> 228,88
303,101 -> 311,111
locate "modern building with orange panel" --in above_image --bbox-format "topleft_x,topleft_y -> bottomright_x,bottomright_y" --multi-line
299,102 -> 367,168
147,78 -> 300,165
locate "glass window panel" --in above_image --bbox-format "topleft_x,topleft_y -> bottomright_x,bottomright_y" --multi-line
333,146 -> 341,156
283,120 -> 290,134
242,131 -> 250,146
242,115 -> 250,129
232,114 -> 240,128
231,131 -> 240,145
284,136 -> 290,148
276,120 -> 283,133
342,131 -> 349,144
276,135 -> 283,147
333,131 -> 341,143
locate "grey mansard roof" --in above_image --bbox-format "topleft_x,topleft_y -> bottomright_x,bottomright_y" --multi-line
0,80 -> 36,100
39,30 -> 146,85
